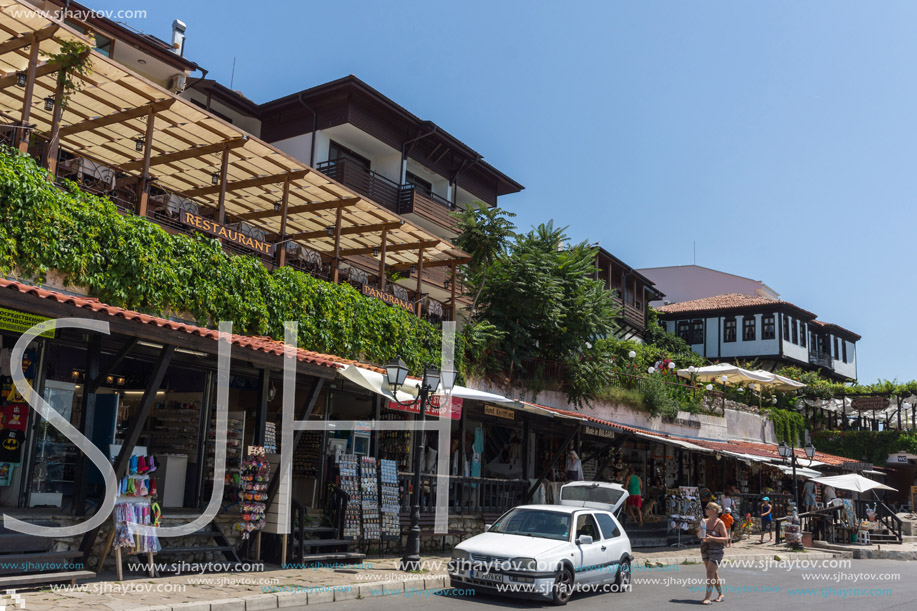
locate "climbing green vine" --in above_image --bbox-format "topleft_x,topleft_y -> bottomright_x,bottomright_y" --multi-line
769,408 -> 805,445
42,40 -> 94,109
812,430 -> 917,466
0,147 -> 460,376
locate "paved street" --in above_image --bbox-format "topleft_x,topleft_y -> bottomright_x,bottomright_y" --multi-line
317,560 -> 912,611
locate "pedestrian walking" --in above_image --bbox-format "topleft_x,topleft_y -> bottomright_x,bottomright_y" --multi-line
758,496 -> 773,543
625,468 -> 643,526
698,501 -> 728,604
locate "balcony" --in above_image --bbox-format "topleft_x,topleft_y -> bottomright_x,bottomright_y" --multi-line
398,185 -> 458,237
611,291 -> 646,330
316,158 -> 400,213
809,352 -> 833,369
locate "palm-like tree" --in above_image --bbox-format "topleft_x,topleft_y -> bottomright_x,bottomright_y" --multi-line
450,202 -> 517,318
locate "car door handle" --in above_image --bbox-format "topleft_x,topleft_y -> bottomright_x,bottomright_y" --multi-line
601,546 -> 606,551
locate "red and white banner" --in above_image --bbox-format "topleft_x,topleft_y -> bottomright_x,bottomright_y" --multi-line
386,395 -> 463,420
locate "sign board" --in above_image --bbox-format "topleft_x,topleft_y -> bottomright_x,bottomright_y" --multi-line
0,307 -> 55,338
584,425 -> 615,439
181,211 -> 273,256
912,486 -> 917,510
484,404 -> 515,420
851,396 -> 889,411
386,395 -> 462,420
361,285 -> 413,311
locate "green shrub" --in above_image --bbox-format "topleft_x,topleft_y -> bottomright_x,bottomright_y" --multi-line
0,147 -> 459,375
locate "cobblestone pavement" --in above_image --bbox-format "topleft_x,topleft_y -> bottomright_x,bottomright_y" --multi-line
12,538 -> 845,611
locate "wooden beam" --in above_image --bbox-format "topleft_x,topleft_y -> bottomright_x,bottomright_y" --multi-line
121,137 -> 247,172
338,239 -> 440,258
0,58 -> 63,89
57,98 -> 174,138
45,76 -> 66,175
216,143 -> 231,224
450,260 -> 457,321
17,32 -> 40,153
275,175 -> 292,268
236,196 -> 360,221
378,225 -> 388,292
87,337 -> 138,393
390,256 -> 471,271
0,24 -> 57,56
136,107 -> 157,217
284,220 -> 401,242
415,246 -> 425,316
183,168 -> 310,198
331,206 -> 343,283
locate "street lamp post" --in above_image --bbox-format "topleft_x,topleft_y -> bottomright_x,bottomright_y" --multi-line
384,357 -> 457,572
778,440 -> 817,511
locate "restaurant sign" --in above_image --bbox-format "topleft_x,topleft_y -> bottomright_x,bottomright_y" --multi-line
851,396 -> 889,411
386,395 -> 462,420
362,285 -> 413,311
0,307 -> 55,338
484,404 -> 515,420
181,212 -> 273,256
584,425 -> 615,439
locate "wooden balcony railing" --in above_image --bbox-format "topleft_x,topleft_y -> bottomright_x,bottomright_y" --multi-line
809,352 -> 833,369
398,185 -> 458,235
316,158 -> 400,213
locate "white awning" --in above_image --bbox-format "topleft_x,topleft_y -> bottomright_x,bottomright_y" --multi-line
339,364 -> 515,404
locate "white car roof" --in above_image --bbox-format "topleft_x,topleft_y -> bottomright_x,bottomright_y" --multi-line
511,504 -> 612,515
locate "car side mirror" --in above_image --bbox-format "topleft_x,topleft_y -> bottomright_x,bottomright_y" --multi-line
484,524 -> 492,532
576,535 -> 593,545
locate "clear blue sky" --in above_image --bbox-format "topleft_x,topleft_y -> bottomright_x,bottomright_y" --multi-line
91,0 -> 914,384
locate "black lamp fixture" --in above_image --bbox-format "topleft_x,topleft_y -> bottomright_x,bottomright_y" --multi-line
409,265 -> 417,275
384,356 -> 457,572
211,172 -> 220,185
325,226 -> 335,238
43,97 -> 54,111
372,247 -> 380,257
443,278 -> 450,290
778,439 -> 817,514
135,138 -> 145,152
273,201 -> 281,212
16,72 -> 27,87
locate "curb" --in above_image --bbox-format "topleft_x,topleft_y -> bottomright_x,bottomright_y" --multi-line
127,552 -> 851,610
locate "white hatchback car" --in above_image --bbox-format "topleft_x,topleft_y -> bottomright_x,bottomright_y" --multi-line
449,481 -> 633,605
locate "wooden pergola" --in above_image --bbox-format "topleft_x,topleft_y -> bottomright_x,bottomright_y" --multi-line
0,0 -> 467,315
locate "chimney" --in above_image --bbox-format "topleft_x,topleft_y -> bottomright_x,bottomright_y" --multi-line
171,20 -> 186,56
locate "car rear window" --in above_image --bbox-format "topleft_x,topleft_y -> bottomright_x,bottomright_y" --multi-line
561,485 -> 626,506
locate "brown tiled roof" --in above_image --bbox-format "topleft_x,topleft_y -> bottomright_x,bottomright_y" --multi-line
656,293 -> 816,318
0,279 -> 383,372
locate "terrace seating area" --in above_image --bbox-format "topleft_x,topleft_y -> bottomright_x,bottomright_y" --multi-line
0,3 -> 465,321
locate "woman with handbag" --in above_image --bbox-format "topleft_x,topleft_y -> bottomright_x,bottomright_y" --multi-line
698,502 -> 728,604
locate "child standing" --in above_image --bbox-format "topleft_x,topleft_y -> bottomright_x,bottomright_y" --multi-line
720,507 -> 735,547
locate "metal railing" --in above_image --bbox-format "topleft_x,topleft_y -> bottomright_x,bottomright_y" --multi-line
809,352 -> 833,368
397,473 -> 527,515
316,158 -> 401,213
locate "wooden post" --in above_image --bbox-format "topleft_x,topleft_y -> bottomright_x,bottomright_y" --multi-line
275,175 -> 292,268
73,334 -> 101,516
45,76 -> 66,175
18,33 -> 40,153
450,260 -> 457,321
378,226 -> 388,292
216,144 -> 231,224
255,368 -> 270,446
415,247 -> 425,316
136,108 -> 156,217
331,206 -> 343,283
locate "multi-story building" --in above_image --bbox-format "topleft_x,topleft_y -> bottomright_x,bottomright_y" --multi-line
655,294 -> 859,381
17,1 -> 523,323
593,247 -> 663,341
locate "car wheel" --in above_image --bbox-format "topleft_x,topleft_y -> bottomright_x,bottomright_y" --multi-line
552,565 -> 574,606
615,559 -> 631,591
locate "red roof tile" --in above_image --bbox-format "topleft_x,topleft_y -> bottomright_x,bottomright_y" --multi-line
656,293 -> 816,318
0,279 -> 381,371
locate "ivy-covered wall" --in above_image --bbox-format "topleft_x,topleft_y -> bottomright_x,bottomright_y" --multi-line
0,148 -> 456,374
812,430 -> 917,466
769,408 -> 805,445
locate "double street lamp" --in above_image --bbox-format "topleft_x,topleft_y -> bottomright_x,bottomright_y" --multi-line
778,440 -> 817,511
384,357 -> 457,572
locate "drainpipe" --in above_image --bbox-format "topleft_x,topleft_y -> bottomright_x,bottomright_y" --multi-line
297,92 -> 318,167
400,126 -> 437,184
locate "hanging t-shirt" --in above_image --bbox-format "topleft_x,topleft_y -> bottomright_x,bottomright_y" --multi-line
0,428 -> 25,463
